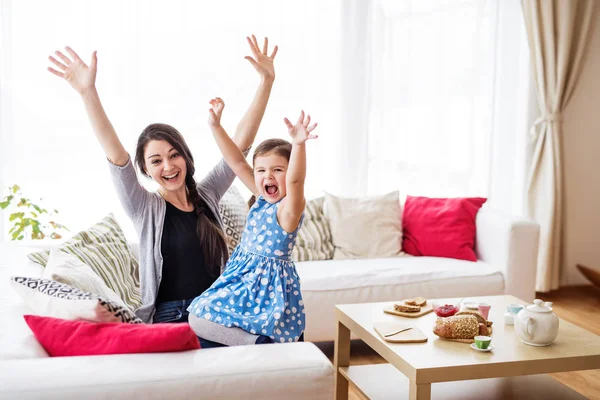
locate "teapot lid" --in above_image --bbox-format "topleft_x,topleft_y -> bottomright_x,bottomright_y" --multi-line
526,299 -> 553,313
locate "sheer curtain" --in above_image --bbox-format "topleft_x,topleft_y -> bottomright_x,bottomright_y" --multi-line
365,0 -> 499,198
0,0 -> 342,241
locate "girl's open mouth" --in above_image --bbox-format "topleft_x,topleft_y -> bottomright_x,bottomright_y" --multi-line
265,184 -> 279,197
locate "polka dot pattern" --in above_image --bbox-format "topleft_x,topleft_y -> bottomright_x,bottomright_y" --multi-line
188,196 -> 305,343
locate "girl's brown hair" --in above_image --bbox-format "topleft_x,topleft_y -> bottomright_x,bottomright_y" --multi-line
248,138 -> 292,208
135,123 -> 229,277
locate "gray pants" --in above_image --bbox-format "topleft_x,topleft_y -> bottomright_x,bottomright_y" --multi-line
188,313 -> 261,346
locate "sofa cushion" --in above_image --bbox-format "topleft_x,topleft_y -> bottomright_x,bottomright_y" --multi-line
24,315 -> 200,356
0,342 -> 334,399
10,277 -> 142,323
43,248 -> 127,307
402,196 -> 487,261
324,191 -> 402,260
218,185 -> 248,256
27,213 -> 142,310
296,256 -> 502,292
292,197 -> 335,262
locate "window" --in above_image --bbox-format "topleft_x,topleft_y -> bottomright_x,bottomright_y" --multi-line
367,0 -> 497,197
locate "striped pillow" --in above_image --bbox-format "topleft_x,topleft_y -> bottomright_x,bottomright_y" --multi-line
27,213 -> 142,311
292,197 -> 335,262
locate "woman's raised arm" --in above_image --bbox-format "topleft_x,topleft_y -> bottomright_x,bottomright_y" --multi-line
48,47 -> 128,166
231,35 -> 278,150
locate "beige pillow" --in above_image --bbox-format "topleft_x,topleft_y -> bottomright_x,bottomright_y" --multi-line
43,248 -> 129,309
323,191 -> 402,260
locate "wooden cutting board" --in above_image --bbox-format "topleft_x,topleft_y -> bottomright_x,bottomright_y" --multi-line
373,321 -> 428,343
383,302 -> 434,318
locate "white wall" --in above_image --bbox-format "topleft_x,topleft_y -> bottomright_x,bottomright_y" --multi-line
561,7 -> 600,286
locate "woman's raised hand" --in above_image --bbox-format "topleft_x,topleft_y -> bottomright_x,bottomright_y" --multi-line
284,111 -> 318,145
47,47 -> 97,96
245,35 -> 277,82
208,97 -> 225,128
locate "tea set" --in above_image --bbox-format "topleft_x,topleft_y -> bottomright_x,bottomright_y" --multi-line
465,298 -> 559,352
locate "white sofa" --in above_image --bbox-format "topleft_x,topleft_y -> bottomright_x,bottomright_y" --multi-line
0,246 -> 334,400
0,205 -> 538,399
296,206 -> 540,342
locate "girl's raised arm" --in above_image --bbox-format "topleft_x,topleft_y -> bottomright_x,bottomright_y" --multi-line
279,111 -> 318,232
48,47 -> 128,166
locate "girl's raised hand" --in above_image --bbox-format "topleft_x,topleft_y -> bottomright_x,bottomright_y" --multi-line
284,111 -> 318,145
208,97 -> 225,128
47,47 -> 97,96
245,35 -> 277,82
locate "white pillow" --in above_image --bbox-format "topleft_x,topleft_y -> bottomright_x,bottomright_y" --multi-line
43,248 -> 127,307
323,191 -> 403,260
9,276 -> 142,323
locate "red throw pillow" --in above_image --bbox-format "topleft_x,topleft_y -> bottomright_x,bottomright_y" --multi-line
24,315 -> 200,356
402,196 -> 487,261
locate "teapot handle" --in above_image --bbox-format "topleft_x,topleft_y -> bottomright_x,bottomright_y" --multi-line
520,316 -> 534,340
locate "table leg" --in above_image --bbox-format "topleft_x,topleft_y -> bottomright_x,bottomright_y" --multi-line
334,320 -> 351,400
409,381 -> 431,400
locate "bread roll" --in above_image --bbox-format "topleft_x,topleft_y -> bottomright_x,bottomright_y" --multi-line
433,315 -> 479,339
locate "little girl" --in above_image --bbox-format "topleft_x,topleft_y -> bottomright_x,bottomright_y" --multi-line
187,98 -> 318,344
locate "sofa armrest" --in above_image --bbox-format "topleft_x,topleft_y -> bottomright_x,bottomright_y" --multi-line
0,342 -> 334,400
475,206 -> 540,302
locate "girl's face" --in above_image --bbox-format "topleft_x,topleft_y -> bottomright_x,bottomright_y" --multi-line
253,153 -> 288,203
143,139 -> 187,193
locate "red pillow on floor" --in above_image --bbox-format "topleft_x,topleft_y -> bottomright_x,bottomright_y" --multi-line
24,315 -> 200,357
402,196 -> 487,262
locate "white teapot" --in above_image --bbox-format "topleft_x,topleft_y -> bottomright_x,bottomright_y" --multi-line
514,299 -> 559,346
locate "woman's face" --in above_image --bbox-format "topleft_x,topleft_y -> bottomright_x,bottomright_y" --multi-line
143,139 -> 187,193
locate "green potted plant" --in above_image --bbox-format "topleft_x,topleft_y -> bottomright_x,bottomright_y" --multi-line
0,184 -> 69,240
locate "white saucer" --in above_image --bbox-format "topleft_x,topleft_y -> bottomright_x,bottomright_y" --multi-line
463,302 -> 479,310
470,343 -> 495,352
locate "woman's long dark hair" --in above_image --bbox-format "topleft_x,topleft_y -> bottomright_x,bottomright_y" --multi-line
248,138 -> 292,208
135,123 -> 229,277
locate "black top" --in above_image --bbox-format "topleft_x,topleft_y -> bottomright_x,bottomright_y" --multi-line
157,201 -> 216,302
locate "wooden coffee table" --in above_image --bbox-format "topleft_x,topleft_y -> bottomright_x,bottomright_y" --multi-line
334,295 -> 600,400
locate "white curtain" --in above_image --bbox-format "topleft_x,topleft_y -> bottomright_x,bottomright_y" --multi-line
521,0 -> 595,292
487,0 -> 535,217
366,0 -> 499,199
0,0 -> 342,241
337,0 -> 372,197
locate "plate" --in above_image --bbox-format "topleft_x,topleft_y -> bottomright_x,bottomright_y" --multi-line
463,302 -> 479,310
470,343 -> 495,352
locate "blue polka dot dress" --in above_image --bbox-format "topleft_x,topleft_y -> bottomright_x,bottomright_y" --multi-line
187,196 -> 305,343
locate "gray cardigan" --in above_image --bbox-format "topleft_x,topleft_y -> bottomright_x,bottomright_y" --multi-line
108,155 -> 237,323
